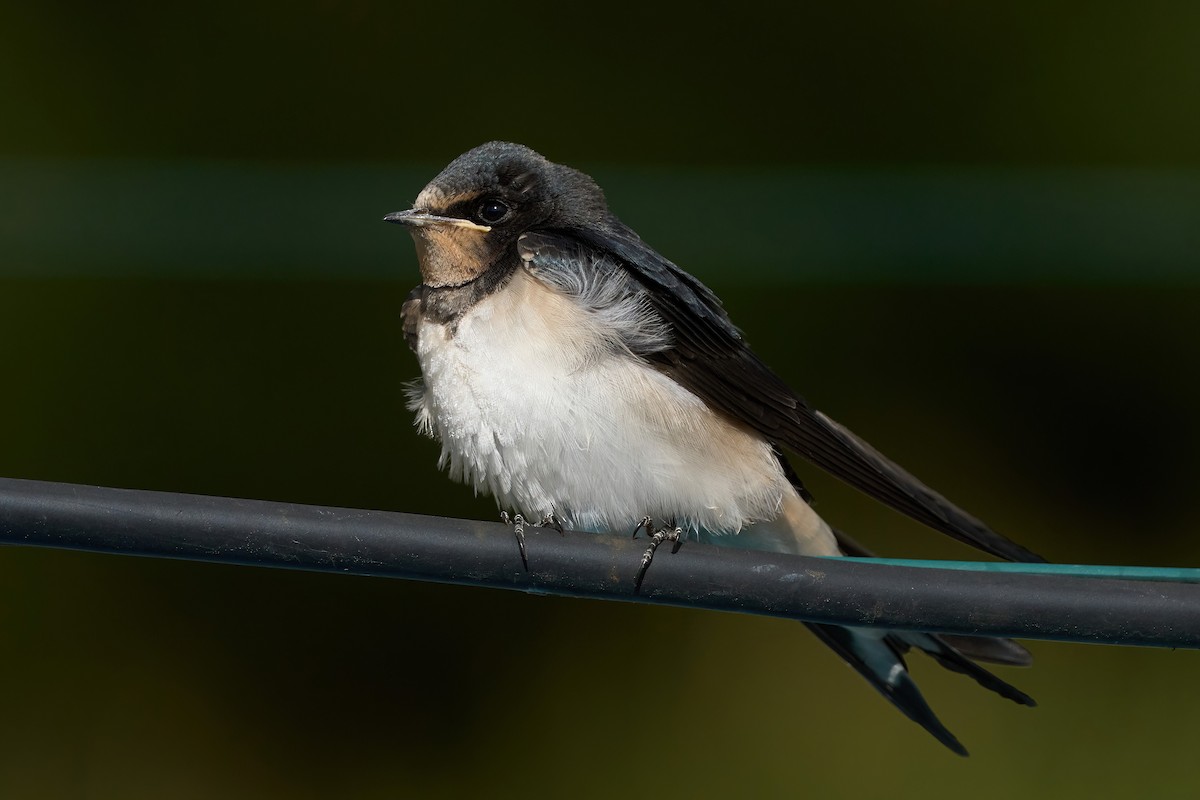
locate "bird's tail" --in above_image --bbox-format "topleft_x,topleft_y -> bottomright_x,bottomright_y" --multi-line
713,490 -> 1036,755
803,623 -> 1035,756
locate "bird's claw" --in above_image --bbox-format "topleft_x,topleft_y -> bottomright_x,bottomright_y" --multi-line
632,518 -> 683,594
501,510 -> 564,570
539,513 -> 565,535
500,511 -> 529,570
632,516 -> 653,539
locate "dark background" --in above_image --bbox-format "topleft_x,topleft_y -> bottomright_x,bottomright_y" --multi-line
2,2 -> 1199,797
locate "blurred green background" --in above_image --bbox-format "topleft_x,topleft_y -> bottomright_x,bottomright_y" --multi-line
3,1 -> 1200,797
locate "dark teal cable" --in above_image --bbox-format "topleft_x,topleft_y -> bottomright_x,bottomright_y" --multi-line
827,557 -> 1200,584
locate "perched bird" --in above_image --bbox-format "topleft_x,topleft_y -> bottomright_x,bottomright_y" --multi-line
385,141 -> 1042,755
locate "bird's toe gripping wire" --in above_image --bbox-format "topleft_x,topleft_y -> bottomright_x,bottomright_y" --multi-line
500,511 -> 565,570
500,511 -> 529,569
632,516 -> 684,593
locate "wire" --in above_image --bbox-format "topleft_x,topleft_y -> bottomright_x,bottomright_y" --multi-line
829,557 -> 1200,584
1,476 -> 1198,649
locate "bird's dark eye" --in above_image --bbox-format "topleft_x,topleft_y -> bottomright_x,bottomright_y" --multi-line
477,199 -> 510,224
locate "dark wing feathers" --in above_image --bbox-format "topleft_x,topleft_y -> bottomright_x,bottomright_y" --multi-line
806,410 -> 1045,562
522,225 -> 1044,564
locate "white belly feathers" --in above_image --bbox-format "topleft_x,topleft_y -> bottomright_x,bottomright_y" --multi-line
409,269 -> 795,535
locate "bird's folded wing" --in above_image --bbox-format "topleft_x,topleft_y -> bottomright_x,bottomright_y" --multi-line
520,226 -> 1043,564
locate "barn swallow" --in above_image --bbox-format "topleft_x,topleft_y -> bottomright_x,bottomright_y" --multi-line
384,141 -> 1042,755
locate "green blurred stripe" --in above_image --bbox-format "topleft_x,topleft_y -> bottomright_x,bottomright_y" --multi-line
2,159 -> 1199,282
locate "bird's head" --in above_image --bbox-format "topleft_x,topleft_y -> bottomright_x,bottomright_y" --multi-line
384,141 -> 609,288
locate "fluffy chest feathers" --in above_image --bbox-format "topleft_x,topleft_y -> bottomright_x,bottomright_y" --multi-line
408,268 -> 791,534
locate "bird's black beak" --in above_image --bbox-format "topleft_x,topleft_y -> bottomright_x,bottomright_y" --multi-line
383,209 -> 425,226
383,209 -> 491,232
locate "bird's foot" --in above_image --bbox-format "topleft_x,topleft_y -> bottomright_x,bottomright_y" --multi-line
500,510 -> 564,570
632,517 -> 684,594
500,511 -> 530,570
538,512 -> 565,535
